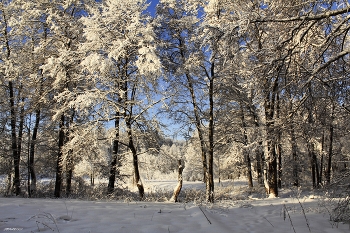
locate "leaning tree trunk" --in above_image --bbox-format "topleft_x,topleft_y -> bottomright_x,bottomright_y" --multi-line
171,159 -> 185,202
126,117 -> 144,199
185,73 -> 207,183
129,132 -> 144,199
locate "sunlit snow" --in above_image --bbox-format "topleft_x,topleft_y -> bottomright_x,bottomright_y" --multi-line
0,180 -> 348,233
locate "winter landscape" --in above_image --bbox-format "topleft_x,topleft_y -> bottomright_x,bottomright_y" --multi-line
1,0 -> 350,232
1,179 -> 350,233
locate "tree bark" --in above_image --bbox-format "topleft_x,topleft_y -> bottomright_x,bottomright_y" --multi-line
125,83 -> 144,199
29,109 -> 40,195
14,96 -> 25,195
65,111 -> 74,197
185,72 -> 207,183
171,159 -> 185,202
54,114 -> 65,198
206,67 -> 215,203
107,113 -> 120,195
308,142 -> 317,188
326,104 -> 334,184
256,144 -> 264,185
276,94 -> 282,189
9,81 -> 20,196
291,126 -> 299,186
263,78 -> 279,197
127,118 -> 144,199
239,101 -> 253,188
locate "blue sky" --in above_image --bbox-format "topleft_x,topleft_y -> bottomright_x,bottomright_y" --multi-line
146,0 -> 160,16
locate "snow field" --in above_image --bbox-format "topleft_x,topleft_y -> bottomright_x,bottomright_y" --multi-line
0,180 -> 349,232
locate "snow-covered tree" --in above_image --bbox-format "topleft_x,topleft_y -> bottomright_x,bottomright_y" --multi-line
58,0 -> 162,198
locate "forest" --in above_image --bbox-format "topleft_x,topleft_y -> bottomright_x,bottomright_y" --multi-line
0,0 -> 350,213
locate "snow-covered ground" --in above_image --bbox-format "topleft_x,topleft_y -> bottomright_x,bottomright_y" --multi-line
0,180 -> 349,233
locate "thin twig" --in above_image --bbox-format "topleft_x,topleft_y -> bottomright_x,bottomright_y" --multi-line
198,206 -> 212,224
296,197 -> 312,233
284,204 -> 297,233
262,216 -> 274,227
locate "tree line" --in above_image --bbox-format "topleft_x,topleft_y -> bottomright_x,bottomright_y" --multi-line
0,0 -> 350,202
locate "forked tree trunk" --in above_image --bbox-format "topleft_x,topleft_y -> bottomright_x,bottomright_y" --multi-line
171,159 -> 185,202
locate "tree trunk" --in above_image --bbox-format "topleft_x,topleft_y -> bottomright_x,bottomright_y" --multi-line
206,69 -> 215,203
256,144 -> 264,185
185,73 -> 207,183
326,104 -> 334,184
65,150 -> 73,197
263,96 -> 278,197
29,109 -> 40,195
239,101 -> 253,188
308,142 -> 317,188
126,116 -> 144,199
107,114 -> 120,195
277,142 -> 282,189
263,81 -> 279,197
91,169 -> 95,186
14,97 -> 24,195
65,111 -> 74,197
265,137 -> 278,197
6,170 -> 12,196
276,94 -> 282,189
171,159 -> 185,202
54,114 -> 65,198
319,131 -> 325,185
249,97 -> 264,185
291,126 -> 299,187
314,152 -> 320,187
9,81 -> 20,196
